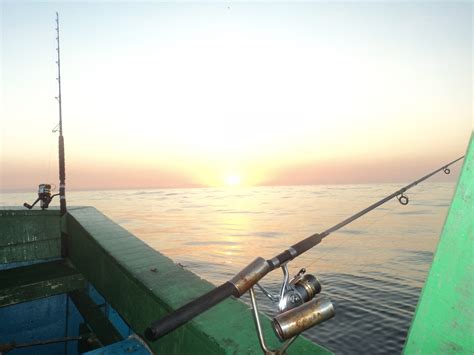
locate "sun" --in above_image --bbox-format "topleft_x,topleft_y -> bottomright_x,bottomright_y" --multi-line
224,174 -> 241,187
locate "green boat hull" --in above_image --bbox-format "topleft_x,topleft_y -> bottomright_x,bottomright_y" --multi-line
404,132 -> 473,354
0,207 -> 330,354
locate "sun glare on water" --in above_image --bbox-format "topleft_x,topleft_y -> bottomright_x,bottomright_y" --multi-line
225,174 -> 241,187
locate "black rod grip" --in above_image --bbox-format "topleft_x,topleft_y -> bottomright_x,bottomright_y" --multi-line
291,233 -> 323,255
145,281 -> 238,341
271,234 -> 323,268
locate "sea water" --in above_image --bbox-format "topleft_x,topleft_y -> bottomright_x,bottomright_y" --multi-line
1,183 -> 456,354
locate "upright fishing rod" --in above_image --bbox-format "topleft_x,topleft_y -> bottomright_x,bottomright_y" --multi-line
145,156 -> 464,353
56,12 -> 67,217
23,13 -> 67,213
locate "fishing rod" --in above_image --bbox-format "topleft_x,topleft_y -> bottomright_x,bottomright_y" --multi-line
56,11 -> 67,218
145,155 -> 464,352
23,13 -> 67,214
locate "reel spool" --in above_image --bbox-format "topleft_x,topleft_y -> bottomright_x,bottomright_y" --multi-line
279,273 -> 322,312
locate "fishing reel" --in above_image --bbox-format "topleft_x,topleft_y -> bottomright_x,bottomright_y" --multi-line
23,184 -> 59,210
250,264 -> 334,354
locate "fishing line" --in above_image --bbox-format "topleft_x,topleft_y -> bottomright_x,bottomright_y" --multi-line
306,199 -> 400,273
319,181 -> 447,289
307,181 -> 430,271
45,131 -> 55,183
246,180 -> 431,287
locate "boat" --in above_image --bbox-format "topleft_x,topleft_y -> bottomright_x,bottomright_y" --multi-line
0,204 -> 331,354
1,13 -> 472,355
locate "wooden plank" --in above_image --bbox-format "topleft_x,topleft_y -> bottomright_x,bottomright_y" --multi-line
82,337 -> 150,355
69,290 -> 123,346
0,239 -> 61,264
0,260 -> 86,307
0,210 -> 61,264
0,211 -> 60,247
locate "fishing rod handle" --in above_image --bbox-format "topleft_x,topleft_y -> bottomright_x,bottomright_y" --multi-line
145,257 -> 272,340
145,281 -> 238,340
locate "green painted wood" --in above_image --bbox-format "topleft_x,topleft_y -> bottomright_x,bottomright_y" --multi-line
404,133 -> 473,354
0,209 -> 61,264
67,207 -> 332,354
0,260 -> 86,307
69,290 -> 123,345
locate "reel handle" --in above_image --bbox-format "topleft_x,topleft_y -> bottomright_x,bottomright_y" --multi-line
23,197 -> 40,210
145,281 -> 238,340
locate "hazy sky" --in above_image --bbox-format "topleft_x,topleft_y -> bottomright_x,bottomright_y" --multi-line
1,1 -> 472,191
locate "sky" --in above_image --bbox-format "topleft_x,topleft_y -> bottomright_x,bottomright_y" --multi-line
1,1 -> 472,191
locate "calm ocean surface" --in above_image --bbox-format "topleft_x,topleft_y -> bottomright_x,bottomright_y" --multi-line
1,183 -> 456,354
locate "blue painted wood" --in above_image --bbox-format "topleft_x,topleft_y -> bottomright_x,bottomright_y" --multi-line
86,284 -> 132,338
0,258 -> 61,271
0,294 -> 82,355
82,337 -> 151,355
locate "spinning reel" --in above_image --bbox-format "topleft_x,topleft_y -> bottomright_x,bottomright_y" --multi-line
250,264 -> 334,354
23,184 -> 59,210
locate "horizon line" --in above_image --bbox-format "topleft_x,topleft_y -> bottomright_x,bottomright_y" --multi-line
0,179 -> 459,194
